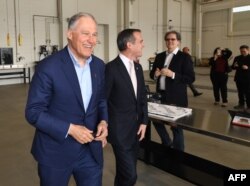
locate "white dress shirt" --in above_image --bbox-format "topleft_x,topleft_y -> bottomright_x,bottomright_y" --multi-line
159,47 -> 179,90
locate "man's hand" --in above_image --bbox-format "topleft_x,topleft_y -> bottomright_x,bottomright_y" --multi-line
161,68 -> 174,78
68,124 -> 94,144
154,68 -> 161,78
101,138 -> 108,148
214,55 -> 218,61
234,62 -> 238,68
95,120 -> 108,147
242,65 -> 248,70
137,124 -> 147,141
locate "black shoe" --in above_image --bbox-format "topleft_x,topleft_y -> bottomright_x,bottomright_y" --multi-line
162,141 -> 173,148
245,108 -> 250,114
194,92 -> 203,97
234,105 -> 244,109
214,102 -> 219,105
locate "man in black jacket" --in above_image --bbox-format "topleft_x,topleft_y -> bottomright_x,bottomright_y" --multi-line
150,31 -> 195,151
231,45 -> 250,112
106,29 -> 148,186
183,47 -> 202,97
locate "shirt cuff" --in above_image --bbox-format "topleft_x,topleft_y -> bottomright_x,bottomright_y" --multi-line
100,120 -> 108,127
172,72 -> 175,79
65,123 -> 71,138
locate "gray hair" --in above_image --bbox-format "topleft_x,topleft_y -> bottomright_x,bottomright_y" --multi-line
68,12 -> 97,29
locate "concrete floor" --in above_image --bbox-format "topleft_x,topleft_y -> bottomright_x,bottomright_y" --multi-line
0,67 -> 249,186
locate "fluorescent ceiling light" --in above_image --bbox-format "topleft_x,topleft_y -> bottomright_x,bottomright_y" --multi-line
233,5 -> 250,13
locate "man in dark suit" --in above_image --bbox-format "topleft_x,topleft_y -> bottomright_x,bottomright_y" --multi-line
105,29 -> 148,186
231,45 -> 250,112
150,31 -> 195,151
25,12 -> 108,186
182,47 -> 202,97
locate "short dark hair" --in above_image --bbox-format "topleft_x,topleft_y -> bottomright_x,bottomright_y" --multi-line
240,45 -> 249,50
117,29 -> 141,52
164,30 -> 181,41
68,12 -> 97,29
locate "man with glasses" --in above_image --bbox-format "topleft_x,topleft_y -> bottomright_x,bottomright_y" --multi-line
149,30 -> 195,151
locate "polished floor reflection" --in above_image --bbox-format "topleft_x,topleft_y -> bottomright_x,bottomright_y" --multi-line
0,67 -> 249,186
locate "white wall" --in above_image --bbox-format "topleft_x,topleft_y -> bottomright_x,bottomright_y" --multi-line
129,0 -> 195,70
0,0 -> 58,64
200,0 -> 250,61
0,0 -> 58,85
166,0 -> 195,55
129,0 -> 163,70
0,0 -> 195,85
61,0 -> 118,63
202,9 -> 250,61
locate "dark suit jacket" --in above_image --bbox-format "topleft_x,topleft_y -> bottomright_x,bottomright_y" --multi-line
25,47 -> 108,168
231,54 -> 250,82
150,50 -> 195,107
105,56 -> 148,149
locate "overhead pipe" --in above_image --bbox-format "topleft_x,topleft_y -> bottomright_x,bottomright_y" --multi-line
156,0 -> 159,53
57,0 -> 63,48
14,0 -> 18,60
17,0 -> 22,46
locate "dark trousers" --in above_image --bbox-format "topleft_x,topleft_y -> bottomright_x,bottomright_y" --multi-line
236,80 -> 250,108
153,122 -> 184,151
188,83 -> 199,95
38,146 -> 102,186
112,144 -> 138,186
152,92 -> 185,151
211,73 -> 228,103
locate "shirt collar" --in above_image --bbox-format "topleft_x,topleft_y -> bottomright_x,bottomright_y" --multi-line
166,47 -> 179,55
67,46 -> 92,67
119,53 -> 133,69
119,53 -> 132,64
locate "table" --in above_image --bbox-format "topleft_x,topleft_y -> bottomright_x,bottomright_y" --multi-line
0,66 -> 31,84
149,108 -> 250,146
139,107 -> 250,186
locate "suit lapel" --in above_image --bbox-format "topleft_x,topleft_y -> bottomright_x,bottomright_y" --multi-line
116,57 -> 137,99
160,53 -> 167,68
168,50 -> 180,69
60,48 -> 85,111
134,62 -> 140,98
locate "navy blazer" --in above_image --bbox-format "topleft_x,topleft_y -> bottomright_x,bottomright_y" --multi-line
25,47 -> 108,168
105,56 -> 148,149
150,50 -> 195,107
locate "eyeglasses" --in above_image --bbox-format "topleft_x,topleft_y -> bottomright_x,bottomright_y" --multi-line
166,38 -> 177,41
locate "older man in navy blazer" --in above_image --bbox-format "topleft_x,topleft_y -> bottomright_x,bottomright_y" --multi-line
25,12 -> 108,186
150,30 -> 195,151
